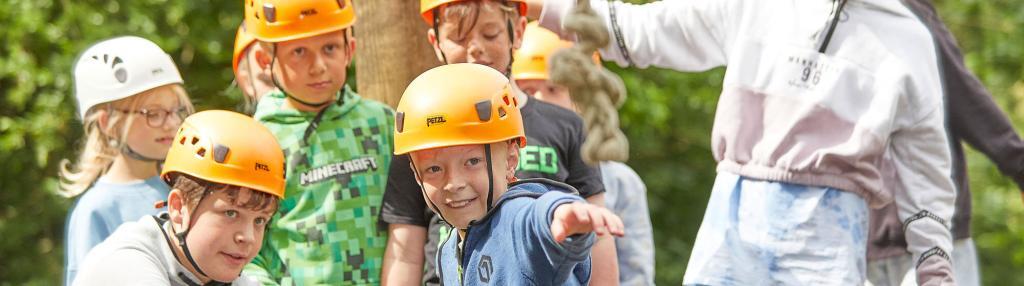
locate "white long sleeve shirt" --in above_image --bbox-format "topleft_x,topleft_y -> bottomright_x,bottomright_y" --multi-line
540,0 -> 956,284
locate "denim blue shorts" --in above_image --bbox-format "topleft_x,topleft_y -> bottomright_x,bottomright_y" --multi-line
683,172 -> 868,286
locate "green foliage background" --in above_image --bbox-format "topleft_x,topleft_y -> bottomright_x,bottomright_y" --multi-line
0,0 -> 1020,285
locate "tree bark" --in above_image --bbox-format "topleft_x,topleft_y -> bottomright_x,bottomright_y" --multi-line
353,0 -> 441,108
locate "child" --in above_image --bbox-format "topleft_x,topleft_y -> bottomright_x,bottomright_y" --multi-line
73,110 -> 285,285
394,63 -> 624,285
232,23 -> 276,114
533,0 -> 957,284
243,0 -> 394,284
61,35 -> 194,284
513,21 -> 656,285
380,1 -> 616,284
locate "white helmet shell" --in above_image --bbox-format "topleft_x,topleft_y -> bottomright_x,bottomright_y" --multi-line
73,36 -> 184,121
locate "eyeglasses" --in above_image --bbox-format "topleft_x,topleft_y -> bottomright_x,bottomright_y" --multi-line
116,107 -> 190,128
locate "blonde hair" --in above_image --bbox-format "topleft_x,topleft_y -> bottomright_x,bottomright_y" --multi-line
59,84 -> 193,197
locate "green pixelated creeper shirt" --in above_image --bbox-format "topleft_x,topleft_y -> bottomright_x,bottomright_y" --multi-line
246,86 -> 393,285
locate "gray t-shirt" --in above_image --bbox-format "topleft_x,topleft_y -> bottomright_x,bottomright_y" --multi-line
73,214 -> 258,286
601,161 -> 656,285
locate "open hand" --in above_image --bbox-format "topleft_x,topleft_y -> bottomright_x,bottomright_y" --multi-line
550,202 -> 625,243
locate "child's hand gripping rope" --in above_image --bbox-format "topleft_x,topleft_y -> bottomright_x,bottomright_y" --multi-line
551,202 -> 626,243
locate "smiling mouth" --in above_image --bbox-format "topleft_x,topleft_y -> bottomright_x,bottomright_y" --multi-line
446,197 -> 477,209
155,136 -> 174,144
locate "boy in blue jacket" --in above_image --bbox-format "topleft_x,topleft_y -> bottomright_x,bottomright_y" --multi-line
393,63 -> 625,285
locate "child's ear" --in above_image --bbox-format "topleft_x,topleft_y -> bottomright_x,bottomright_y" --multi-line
346,31 -> 357,57
254,46 -> 273,71
95,109 -> 113,137
512,16 -> 528,50
167,189 -> 188,228
427,28 -> 446,63
505,141 -> 520,180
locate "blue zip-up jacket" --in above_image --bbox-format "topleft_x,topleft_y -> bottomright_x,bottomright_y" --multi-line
437,178 -> 595,285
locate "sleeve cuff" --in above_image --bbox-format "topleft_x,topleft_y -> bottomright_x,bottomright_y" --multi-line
539,0 -> 574,39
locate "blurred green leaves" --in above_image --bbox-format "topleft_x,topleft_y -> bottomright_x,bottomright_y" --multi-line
0,0 -> 242,284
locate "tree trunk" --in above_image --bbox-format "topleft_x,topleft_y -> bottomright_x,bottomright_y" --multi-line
353,0 -> 441,108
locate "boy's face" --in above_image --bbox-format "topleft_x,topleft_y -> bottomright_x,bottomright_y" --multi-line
427,1 -> 527,74
516,79 -> 575,112
257,29 -> 354,109
170,188 -> 275,282
236,43 -> 275,101
410,142 -> 519,229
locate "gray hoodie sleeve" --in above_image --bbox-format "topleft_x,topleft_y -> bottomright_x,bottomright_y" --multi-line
909,0 -> 1024,191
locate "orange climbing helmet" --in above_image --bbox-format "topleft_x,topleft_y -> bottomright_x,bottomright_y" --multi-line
161,110 -> 286,198
512,22 -> 574,80
244,0 -> 356,43
512,22 -> 601,80
394,63 -> 526,155
232,23 -> 257,73
420,0 -> 527,24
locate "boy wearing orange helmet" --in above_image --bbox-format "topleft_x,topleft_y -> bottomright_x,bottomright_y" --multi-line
242,0 -> 394,284
380,0 -> 617,284
395,63 -> 624,285
73,110 -> 286,286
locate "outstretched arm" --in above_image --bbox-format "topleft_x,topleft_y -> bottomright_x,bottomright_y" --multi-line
550,201 -> 625,243
536,0 -> 736,71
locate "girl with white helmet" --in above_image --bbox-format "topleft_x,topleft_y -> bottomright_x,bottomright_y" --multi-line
60,36 -> 194,284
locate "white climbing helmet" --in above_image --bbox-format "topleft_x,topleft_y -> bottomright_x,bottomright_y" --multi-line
73,36 -> 184,121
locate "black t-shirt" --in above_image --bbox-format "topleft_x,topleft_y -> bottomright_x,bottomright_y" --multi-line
378,97 -> 604,284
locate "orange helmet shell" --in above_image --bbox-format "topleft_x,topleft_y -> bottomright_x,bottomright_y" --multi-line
244,0 -> 356,43
420,0 -> 527,25
512,22 -> 574,80
162,110 -> 286,198
395,63 -> 526,155
232,23 -> 257,73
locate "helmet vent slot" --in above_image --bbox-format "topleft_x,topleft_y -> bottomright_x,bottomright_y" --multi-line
475,100 -> 492,122
191,136 -> 200,145
396,112 -> 405,133
196,147 -> 206,158
263,4 -> 277,23
498,107 -> 507,118
213,144 -> 230,163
